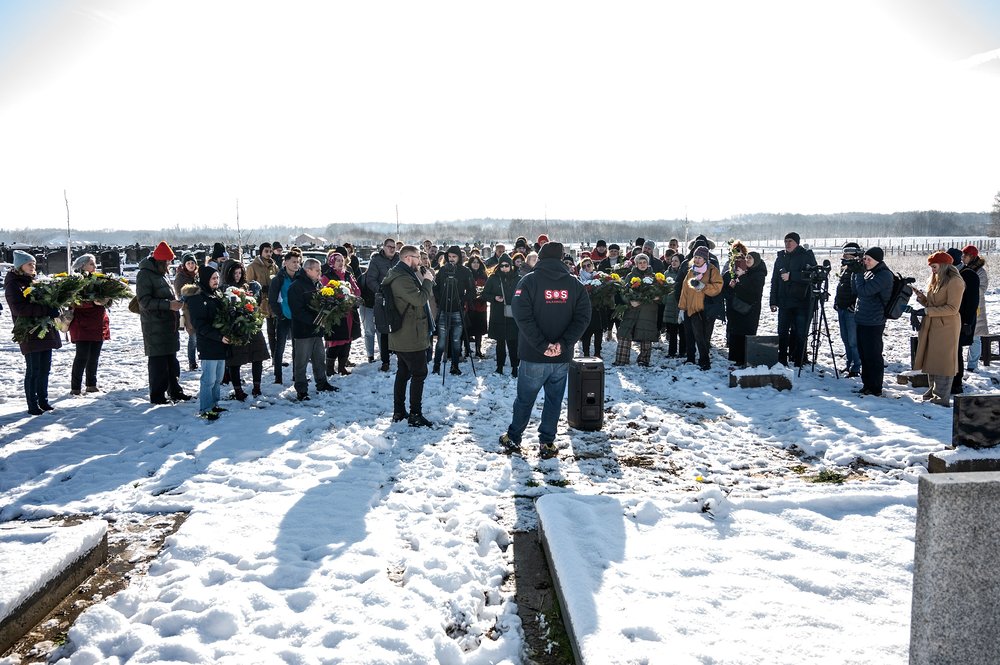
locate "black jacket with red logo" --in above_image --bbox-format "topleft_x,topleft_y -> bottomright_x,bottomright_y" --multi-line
511,258 -> 592,363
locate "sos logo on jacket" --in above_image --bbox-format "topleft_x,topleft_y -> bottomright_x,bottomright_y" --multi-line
544,290 -> 569,302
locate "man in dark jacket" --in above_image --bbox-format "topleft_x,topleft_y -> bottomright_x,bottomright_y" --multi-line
267,251 -> 301,384
947,247 -> 981,394
769,232 -> 817,367
432,245 -> 475,376
852,247 -> 894,396
383,245 -> 436,427
597,243 -> 626,273
500,241 -> 592,459
364,238 -> 399,371
834,242 -> 864,377
286,258 -> 338,400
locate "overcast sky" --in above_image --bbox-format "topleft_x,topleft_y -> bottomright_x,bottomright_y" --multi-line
1,0 -> 999,231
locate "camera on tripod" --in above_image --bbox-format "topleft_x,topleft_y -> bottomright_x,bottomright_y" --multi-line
801,262 -> 831,285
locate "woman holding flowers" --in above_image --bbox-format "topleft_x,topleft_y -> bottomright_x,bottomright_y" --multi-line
68,254 -> 111,395
483,253 -> 520,375
579,258 -> 616,359
319,250 -> 362,376
4,250 -> 62,414
187,266 -> 231,419
661,254 -> 684,358
614,254 -> 667,367
723,250 -> 767,366
465,255 -> 489,359
678,246 -> 725,370
221,261 -> 269,399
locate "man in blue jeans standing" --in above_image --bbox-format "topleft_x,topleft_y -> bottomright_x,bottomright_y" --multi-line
500,240 -> 591,459
833,242 -> 864,377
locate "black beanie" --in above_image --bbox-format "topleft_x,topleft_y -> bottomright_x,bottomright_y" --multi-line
198,266 -> 218,291
211,242 -> 227,259
538,241 -> 564,261
784,232 -> 801,244
946,248 -> 963,266
864,246 -> 884,263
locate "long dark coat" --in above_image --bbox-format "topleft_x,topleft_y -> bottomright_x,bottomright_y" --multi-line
4,269 -> 63,354
482,269 -> 520,341
136,257 -> 181,357
321,269 -> 362,345
220,266 -> 270,365
724,252 -> 767,337
617,267 -> 661,342
186,285 -> 229,361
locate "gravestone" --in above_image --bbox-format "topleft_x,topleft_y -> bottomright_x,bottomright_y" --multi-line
45,251 -> 67,275
745,335 -> 779,367
910,472 -> 1000,665
99,250 -> 121,274
927,396 -> 1000,473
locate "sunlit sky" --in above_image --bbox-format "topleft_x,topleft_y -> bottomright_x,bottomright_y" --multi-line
1,0 -> 999,231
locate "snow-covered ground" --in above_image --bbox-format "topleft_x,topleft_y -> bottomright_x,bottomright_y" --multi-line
1,251 -> 998,664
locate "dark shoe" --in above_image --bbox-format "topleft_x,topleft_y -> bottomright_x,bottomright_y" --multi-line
698,364 -> 711,371
379,362 -> 390,372
511,367 -> 518,378
282,362 -> 289,367
325,359 -> 338,377
315,383 -> 339,392
252,383 -> 262,397
70,389 -> 82,396
408,413 -> 433,428
213,406 -> 228,412
612,361 -> 628,367
495,366 -> 504,375
637,360 -> 651,367
344,359 -> 356,368
539,442 -> 559,460
150,396 -> 170,405
498,433 -> 520,454
274,375 -> 283,385
85,386 -> 100,393
232,388 -> 248,402
338,366 -> 352,376
450,364 -> 462,376
189,362 -> 199,371
368,356 -> 375,364
170,393 -> 193,402
296,392 -> 311,401
432,363 -> 441,375
27,406 -> 44,416
39,402 -> 54,411
200,410 -> 220,421
475,352 -> 486,359
392,411 -> 409,422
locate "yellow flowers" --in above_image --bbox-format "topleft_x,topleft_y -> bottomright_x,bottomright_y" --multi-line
328,280 -> 341,289
319,287 -> 336,296
695,475 -> 705,483
22,286 -> 33,297
654,272 -> 666,283
630,277 -> 641,286
53,272 -> 68,278
610,273 -> 621,281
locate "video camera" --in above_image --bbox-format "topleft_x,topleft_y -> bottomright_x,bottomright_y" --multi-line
802,260 -> 832,284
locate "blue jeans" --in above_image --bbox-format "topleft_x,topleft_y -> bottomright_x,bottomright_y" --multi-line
968,336 -> 982,369
434,311 -> 463,366
837,308 -> 861,373
25,349 -> 52,409
199,359 -> 226,412
361,306 -> 377,359
186,332 -> 198,367
506,361 -> 569,445
273,317 -> 292,380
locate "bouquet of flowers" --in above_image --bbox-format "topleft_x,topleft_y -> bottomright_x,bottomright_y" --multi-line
213,286 -> 263,346
78,272 -> 134,307
727,239 -> 749,276
614,272 -> 674,319
309,279 -> 360,336
582,271 -> 621,310
11,273 -> 87,342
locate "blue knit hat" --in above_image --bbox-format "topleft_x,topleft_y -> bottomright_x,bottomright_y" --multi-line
13,250 -> 34,270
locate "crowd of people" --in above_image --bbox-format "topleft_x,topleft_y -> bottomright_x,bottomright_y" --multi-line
3,232 -> 991,428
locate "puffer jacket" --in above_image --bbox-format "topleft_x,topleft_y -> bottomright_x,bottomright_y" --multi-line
135,257 -> 180,357
4,269 -> 63,354
853,261 -> 894,327
678,263 -> 724,317
967,256 -> 989,337
617,266 -> 662,342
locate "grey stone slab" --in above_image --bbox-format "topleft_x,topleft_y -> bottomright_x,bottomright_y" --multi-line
745,335 -> 779,367
927,454 -> 1000,474
952,395 -> 1000,450
910,472 -> 1000,664
728,373 -> 793,391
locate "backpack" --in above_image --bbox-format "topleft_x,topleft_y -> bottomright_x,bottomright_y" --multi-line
373,279 -> 406,334
883,273 -> 914,320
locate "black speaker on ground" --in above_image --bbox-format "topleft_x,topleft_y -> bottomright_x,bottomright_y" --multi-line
568,357 -> 604,431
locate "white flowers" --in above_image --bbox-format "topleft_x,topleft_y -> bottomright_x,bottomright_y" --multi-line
641,277 -> 654,285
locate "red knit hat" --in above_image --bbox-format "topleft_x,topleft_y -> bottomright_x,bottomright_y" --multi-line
151,241 -> 175,261
962,245 -> 979,258
927,251 -> 952,265
537,234 -> 549,245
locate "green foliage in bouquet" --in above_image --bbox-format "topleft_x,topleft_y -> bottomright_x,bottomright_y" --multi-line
10,274 -> 87,343
310,280 -> 360,336
213,286 -> 263,346
79,273 -> 134,306
613,272 -> 675,319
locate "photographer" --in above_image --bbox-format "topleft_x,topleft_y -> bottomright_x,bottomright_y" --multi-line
834,242 -> 864,377
769,232 -> 817,367
852,247 -> 893,397
432,245 -> 475,376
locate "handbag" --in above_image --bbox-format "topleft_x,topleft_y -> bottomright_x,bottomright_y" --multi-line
501,282 -> 514,318
128,295 -> 140,314
54,308 -> 74,332
730,296 -> 753,315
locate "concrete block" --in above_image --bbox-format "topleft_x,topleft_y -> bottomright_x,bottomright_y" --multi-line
728,372 -> 792,391
910,473 -> 1000,664
745,335 -> 779,367
952,395 -> 1000,450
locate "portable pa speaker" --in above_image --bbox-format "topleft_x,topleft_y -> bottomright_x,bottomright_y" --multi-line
568,357 -> 605,431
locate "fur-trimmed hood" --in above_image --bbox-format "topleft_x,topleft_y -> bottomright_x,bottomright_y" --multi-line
181,283 -> 202,298
967,255 -> 986,273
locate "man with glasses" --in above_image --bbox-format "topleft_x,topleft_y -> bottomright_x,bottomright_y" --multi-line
268,250 -> 301,384
485,243 -> 506,269
246,242 -> 279,361
769,232 -> 817,367
287,258 -> 338,400
382,245 -> 436,426
364,238 -> 399,371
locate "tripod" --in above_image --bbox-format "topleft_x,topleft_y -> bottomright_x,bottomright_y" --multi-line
798,275 -> 840,378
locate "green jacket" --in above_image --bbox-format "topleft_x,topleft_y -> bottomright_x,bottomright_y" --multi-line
383,263 -> 435,353
136,257 -> 180,357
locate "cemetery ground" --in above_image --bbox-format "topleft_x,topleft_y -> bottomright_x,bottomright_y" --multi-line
0,250 -> 998,664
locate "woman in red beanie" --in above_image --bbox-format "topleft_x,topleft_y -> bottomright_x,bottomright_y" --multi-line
136,241 -> 192,404
912,251 -> 965,406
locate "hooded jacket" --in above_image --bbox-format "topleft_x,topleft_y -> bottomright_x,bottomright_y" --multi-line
966,255 -> 989,336
511,258 -> 591,363
135,256 -> 180,357
185,268 -> 229,361
852,260 -> 894,327
382,261 -> 435,353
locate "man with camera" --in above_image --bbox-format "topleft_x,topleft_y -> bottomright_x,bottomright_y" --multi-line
852,247 -> 894,396
769,232 -> 818,367
432,245 -> 475,376
834,242 -> 864,377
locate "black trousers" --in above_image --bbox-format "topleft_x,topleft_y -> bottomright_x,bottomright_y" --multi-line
728,333 -> 747,366
856,323 -> 885,394
25,350 -> 52,409
380,333 -> 391,364
663,323 -> 680,357
72,340 -> 103,390
148,354 -> 183,401
394,350 -> 429,415
687,312 -> 715,368
229,361 -> 263,389
495,338 -> 519,370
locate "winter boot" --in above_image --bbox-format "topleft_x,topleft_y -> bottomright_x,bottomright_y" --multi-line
450,363 -> 462,376
432,361 -> 441,375
931,375 -> 952,407
326,352 -> 338,377
252,382 -> 262,398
